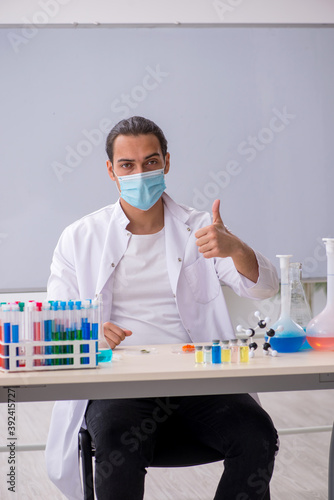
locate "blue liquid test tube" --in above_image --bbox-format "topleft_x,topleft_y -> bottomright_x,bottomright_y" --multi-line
82,300 -> 91,364
92,298 -> 99,365
11,303 -> 19,343
3,304 -> 11,366
60,301 -> 68,364
43,302 -> 52,366
212,339 -> 221,364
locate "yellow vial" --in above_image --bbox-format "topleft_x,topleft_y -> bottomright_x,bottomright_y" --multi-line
240,339 -> 249,363
195,346 -> 204,364
221,340 -> 231,363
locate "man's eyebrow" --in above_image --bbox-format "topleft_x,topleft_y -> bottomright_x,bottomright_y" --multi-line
117,158 -> 135,163
116,152 -> 161,163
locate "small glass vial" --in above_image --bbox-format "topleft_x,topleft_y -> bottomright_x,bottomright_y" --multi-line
204,345 -> 212,364
221,340 -> 231,363
230,339 -> 239,363
212,339 -> 221,364
195,345 -> 204,364
239,339 -> 249,363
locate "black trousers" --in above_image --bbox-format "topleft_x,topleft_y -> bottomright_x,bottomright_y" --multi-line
85,394 -> 278,500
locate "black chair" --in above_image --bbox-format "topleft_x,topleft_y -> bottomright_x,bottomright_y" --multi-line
79,417 -> 224,500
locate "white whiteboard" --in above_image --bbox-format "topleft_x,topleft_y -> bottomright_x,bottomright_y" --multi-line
0,27 -> 333,290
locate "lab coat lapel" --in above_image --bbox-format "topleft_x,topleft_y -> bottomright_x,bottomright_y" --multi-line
163,194 -> 191,295
95,202 -> 130,296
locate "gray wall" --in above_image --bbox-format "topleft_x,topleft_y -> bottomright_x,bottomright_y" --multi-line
1,27 -> 333,290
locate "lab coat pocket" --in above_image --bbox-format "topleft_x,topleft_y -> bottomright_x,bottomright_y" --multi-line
183,257 -> 220,304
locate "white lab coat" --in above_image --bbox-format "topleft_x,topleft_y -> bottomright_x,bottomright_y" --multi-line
45,193 -> 279,500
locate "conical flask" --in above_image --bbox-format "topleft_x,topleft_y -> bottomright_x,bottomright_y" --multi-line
289,262 -> 312,350
269,255 -> 306,352
306,238 -> 334,350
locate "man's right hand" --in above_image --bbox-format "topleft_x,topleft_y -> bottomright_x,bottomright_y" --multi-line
103,322 -> 133,349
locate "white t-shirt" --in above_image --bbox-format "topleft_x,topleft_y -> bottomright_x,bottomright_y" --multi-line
110,227 -> 191,345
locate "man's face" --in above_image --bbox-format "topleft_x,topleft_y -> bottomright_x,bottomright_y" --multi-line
107,134 -> 170,192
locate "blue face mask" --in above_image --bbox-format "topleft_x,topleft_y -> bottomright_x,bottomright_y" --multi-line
115,168 -> 166,211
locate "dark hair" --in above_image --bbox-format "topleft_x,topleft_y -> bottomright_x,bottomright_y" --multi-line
105,116 -> 168,164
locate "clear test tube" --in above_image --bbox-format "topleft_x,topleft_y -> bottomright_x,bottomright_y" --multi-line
230,339 -> 239,363
26,302 -> 35,342
204,345 -> 212,364
97,294 -> 103,341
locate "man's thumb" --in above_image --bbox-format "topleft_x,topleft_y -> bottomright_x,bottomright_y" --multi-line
212,199 -> 223,224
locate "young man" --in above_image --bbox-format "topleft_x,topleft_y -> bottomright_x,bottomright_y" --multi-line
46,116 -> 279,500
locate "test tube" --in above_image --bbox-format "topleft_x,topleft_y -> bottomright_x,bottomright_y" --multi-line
204,345 -> 212,364
221,340 -> 231,364
34,302 -> 43,366
240,339 -> 249,363
0,303 -> 5,343
195,345 -> 204,364
11,303 -> 19,343
60,301 -> 68,364
43,302 -> 52,365
75,301 -> 82,341
67,300 -> 74,364
212,339 -> 221,364
230,339 -> 239,363
51,301 -> 60,366
1,304 -> 10,368
91,298 -> 99,341
81,300 -> 91,364
27,301 -> 35,342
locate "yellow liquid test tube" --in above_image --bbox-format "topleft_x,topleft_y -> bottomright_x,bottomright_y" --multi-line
195,346 -> 204,364
221,340 -> 231,363
239,339 -> 249,363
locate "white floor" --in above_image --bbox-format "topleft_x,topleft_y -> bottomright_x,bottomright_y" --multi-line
0,389 -> 333,499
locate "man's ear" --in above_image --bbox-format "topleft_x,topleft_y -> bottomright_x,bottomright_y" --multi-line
106,160 -> 116,181
164,152 -> 170,174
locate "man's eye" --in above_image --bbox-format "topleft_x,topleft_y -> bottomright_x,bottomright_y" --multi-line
147,160 -> 157,166
121,163 -> 132,169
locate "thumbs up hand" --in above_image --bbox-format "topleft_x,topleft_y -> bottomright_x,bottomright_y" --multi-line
195,199 -> 259,283
195,199 -> 236,259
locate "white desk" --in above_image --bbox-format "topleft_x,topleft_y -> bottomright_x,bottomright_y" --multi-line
1,344 -> 334,403
1,344 -> 334,498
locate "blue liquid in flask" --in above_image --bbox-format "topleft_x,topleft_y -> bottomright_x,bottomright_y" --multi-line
266,317 -> 306,353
